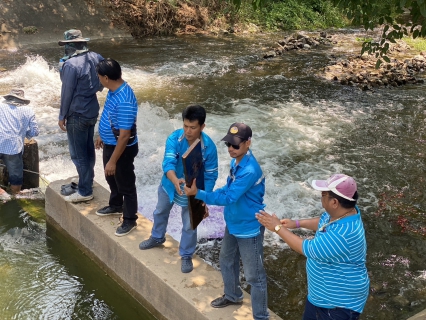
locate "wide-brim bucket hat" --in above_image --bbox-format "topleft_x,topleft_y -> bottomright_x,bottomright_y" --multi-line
3,89 -> 30,104
58,29 -> 90,46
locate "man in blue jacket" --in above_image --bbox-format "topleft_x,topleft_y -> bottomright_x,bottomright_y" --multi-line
139,105 -> 218,273
57,29 -> 104,203
185,123 -> 269,320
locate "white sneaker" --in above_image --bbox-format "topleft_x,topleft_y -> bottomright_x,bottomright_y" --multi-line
0,188 -> 11,201
64,192 -> 93,203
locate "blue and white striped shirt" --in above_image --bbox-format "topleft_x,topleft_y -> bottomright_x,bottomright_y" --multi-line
98,81 -> 138,146
0,102 -> 39,155
302,207 -> 370,313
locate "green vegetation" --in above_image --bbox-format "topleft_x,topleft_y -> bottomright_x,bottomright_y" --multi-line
236,0 -> 347,31
403,36 -> 426,52
236,0 -> 426,66
356,37 -> 373,42
22,26 -> 38,35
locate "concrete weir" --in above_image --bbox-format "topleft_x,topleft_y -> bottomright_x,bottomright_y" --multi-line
45,178 -> 282,320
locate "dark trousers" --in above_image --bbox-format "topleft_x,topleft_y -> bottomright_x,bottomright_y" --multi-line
303,298 -> 361,320
103,143 -> 138,222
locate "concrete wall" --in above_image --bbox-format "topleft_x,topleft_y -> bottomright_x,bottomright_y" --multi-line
0,0 -> 129,49
45,178 -> 282,320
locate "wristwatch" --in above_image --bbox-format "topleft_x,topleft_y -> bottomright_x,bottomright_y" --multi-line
274,224 -> 283,233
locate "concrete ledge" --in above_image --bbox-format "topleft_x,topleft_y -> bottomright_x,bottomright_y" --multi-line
45,178 -> 282,320
407,309 -> 426,320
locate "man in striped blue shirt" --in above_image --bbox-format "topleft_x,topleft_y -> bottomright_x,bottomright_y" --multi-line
95,58 -> 139,237
139,105 -> 218,274
0,89 -> 39,195
257,174 -> 369,320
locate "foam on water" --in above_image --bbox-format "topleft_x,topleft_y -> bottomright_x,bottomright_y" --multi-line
0,56 -> 369,244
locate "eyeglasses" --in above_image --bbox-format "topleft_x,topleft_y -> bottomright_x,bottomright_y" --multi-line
224,142 -> 241,150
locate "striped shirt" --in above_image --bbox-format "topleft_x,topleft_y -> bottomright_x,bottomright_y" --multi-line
0,102 -> 39,155
302,207 -> 370,313
98,81 -> 138,146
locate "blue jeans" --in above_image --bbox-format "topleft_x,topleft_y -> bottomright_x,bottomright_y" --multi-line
151,185 -> 197,258
66,115 -> 97,197
0,152 -> 23,185
303,298 -> 361,320
220,226 -> 269,320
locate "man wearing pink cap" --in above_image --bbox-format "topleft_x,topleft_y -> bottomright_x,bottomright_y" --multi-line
256,174 -> 369,320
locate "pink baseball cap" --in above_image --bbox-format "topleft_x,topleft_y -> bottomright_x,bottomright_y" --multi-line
311,174 -> 357,201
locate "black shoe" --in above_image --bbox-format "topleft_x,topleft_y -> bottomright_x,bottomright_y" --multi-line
60,184 -> 77,196
210,295 -> 243,308
96,206 -> 123,216
115,220 -> 137,237
139,236 -> 166,250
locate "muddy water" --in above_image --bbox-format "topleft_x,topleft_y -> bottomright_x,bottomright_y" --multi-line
0,32 -> 425,319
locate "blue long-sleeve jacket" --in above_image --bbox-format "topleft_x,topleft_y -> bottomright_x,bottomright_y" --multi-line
59,51 -> 104,120
161,129 -> 218,203
195,150 -> 265,238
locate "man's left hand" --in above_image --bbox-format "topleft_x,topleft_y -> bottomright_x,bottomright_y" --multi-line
256,210 -> 282,232
104,161 -> 116,176
58,119 -> 66,131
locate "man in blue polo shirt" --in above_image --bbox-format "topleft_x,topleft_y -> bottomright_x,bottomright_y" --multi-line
185,123 -> 269,320
256,174 -> 369,320
139,105 -> 218,274
95,58 -> 139,237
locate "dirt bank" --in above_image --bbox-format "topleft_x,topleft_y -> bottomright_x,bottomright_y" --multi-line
0,0 -> 129,50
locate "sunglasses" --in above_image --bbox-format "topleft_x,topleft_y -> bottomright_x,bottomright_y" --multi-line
224,142 -> 241,150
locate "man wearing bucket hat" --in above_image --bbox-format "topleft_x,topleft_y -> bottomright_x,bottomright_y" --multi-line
0,89 -> 39,195
185,123 -> 269,320
256,174 -> 369,320
57,29 -> 104,203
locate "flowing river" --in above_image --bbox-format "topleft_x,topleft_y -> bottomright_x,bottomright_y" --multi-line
0,31 -> 425,319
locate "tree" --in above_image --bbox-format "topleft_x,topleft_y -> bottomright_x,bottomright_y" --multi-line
333,0 -> 426,68
231,0 -> 426,67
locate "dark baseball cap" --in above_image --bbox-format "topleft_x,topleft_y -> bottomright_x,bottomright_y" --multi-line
221,122 -> 252,145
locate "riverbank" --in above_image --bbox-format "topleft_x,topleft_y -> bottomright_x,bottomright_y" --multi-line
262,29 -> 426,90
0,0 -> 129,50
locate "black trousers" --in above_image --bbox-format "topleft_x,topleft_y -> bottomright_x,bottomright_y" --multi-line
103,143 -> 138,221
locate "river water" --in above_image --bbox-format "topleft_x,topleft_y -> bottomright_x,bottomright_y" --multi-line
0,32 -> 425,319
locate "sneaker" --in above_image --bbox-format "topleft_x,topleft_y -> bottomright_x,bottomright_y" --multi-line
96,206 -> 123,216
210,295 -> 243,308
64,192 -> 94,203
115,220 -> 137,237
61,182 -> 78,190
181,257 -> 193,273
60,184 -> 77,196
139,236 -> 166,250
0,188 -> 12,201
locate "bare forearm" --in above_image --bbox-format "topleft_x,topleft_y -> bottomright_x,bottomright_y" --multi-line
276,227 -> 304,255
166,170 -> 178,183
297,217 -> 320,231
